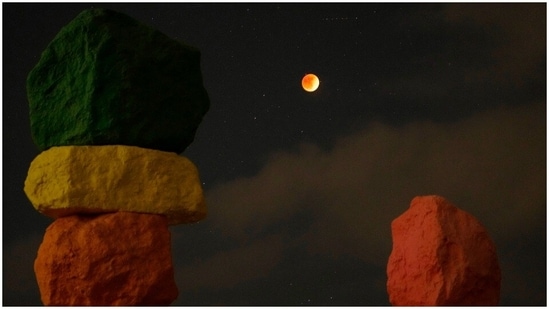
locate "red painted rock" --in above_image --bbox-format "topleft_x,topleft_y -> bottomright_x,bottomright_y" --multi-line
34,212 -> 178,305
387,195 -> 501,305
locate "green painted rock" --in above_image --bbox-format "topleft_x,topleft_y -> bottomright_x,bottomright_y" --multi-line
27,8 -> 209,153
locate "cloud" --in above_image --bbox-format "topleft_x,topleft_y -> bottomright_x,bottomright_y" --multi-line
443,3 -> 545,86
374,3 -> 545,121
3,233 -> 44,305
182,101 -> 545,302
207,100 -> 545,245
7,101 -> 544,305
175,234 -> 284,292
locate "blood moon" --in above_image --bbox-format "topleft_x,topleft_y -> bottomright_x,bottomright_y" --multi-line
301,73 -> 320,92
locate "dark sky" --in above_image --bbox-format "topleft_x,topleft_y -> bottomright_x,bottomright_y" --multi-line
3,2 -> 546,306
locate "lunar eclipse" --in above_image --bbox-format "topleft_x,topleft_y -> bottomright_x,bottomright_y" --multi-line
302,73 -> 320,92
3,3 -> 545,307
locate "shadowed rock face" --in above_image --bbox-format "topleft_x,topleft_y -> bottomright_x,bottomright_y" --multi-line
387,195 -> 501,306
34,212 -> 178,306
27,8 -> 209,153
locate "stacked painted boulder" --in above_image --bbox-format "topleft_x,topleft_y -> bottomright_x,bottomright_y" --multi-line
386,195 -> 501,305
24,8 -> 209,305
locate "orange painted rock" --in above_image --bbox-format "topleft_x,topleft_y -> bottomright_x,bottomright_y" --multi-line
387,195 -> 501,305
34,212 -> 178,305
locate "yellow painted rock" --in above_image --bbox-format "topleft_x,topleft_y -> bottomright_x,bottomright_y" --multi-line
24,145 -> 206,224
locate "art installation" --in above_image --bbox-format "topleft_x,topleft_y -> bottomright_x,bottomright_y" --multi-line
24,8 -> 209,305
23,8 -> 503,307
387,195 -> 501,305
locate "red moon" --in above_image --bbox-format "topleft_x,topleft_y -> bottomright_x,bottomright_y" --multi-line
302,73 -> 320,92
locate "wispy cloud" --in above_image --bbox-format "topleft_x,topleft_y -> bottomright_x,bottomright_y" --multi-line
174,101 -> 545,304
443,3 -> 545,86
7,102 -> 544,305
3,233 -> 44,305
175,234 -> 285,292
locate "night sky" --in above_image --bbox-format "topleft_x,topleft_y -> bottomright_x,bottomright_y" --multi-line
3,3 -> 546,306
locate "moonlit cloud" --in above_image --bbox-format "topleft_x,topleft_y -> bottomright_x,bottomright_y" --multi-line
3,233 -> 44,305
3,4 -> 544,306
174,101 -> 545,303
175,235 -> 285,292
443,3 -> 545,86
9,101 -> 544,305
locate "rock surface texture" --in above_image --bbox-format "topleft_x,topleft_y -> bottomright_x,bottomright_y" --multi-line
27,8 -> 209,153
386,195 -> 501,305
26,8 -> 211,305
34,212 -> 178,306
24,145 -> 206,224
